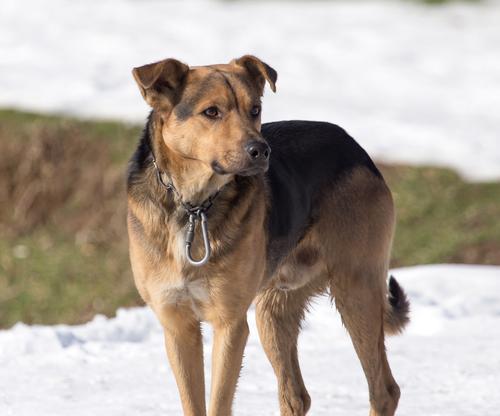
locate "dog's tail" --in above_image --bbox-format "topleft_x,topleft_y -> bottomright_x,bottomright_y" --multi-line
384,275 -> 410,335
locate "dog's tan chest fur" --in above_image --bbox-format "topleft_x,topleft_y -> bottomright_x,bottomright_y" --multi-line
153,275 -> 209,317
148,229 -> 211,318
128,211 -> 211,318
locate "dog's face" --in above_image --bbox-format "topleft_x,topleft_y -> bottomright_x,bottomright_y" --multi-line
132,56 -> 277,176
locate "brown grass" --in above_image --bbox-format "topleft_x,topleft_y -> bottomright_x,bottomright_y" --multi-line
0,110 -> 142,328
0,123 -> 128,239
0,109 -> 499,328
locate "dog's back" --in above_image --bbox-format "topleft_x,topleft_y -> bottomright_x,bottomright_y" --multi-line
263,120 -> 382,271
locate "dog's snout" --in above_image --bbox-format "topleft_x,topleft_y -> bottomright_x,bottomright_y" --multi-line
245,141 -> 271,161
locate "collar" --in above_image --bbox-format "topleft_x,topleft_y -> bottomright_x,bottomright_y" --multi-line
151,156 -> 220,216
147,143 -> 220,267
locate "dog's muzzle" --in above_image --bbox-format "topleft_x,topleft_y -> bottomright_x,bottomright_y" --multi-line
238,140 -> 270,176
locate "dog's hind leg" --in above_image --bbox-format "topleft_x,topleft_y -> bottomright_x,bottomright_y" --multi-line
255,285 -> 320,416
330,269 -> 401,416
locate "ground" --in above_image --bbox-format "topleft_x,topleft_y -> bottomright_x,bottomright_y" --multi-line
1,265 -> 499,415
1,110 -> 500,328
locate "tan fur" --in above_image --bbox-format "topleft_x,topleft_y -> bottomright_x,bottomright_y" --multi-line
128,56 -> 406,416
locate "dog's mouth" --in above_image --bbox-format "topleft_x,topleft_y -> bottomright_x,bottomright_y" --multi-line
211,160 -> 268,177
237,163 -> 269,177
211,161 -> 229,175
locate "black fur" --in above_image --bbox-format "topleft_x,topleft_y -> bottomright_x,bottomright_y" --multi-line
262,120 -> 382,271
388,276 -> 410,312
387,275 -> 411,331
127,112 -> 155,189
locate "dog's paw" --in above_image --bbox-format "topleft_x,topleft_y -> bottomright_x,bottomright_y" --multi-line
280,391 -> 311,416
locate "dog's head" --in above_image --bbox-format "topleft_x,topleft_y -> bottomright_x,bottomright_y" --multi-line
132,55 -> 277,176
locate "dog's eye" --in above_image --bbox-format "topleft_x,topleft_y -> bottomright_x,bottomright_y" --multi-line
250,105 -> 261,117
203,107 -> 219,119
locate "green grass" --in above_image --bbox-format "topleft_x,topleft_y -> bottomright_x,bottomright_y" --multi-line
0,108 -> 499,328
0,229 -> 135,327
384,165 -> 500,266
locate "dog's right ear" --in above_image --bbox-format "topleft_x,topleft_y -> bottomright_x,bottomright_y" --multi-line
132,59 -> 189,110
231,55 -> 277,93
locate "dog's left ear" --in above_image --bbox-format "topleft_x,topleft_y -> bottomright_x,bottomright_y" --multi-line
132,58 -> 189,110
231,55 -> 277,93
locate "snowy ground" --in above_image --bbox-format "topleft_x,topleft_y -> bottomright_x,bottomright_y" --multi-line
1,264 -> 500,415
1,0 -> 500,180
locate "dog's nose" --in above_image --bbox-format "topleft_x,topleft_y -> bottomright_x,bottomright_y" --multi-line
245,141 -> 271,161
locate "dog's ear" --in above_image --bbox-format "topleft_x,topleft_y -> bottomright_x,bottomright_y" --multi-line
231,55 -> 277,93
132,59 -> 189,110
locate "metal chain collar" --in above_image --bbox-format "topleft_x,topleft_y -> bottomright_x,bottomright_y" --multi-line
150,153 -> 219,266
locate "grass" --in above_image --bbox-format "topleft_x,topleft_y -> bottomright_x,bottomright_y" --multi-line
384,165 -> 500,266
0,109 -> 142,328
0,108 -> 499,329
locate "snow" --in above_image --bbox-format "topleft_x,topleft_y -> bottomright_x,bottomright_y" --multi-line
1,0 -> 500,180
1,264 -> 500,415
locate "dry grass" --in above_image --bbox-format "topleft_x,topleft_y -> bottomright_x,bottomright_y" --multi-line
1,125 -> 119,236
0,109 -> 499,328
0,110 -> 142,327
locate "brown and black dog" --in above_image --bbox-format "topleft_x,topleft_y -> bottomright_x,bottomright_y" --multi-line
127,55 -> 409,416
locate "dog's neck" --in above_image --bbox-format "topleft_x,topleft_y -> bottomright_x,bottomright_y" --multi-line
148,113 -> 232,207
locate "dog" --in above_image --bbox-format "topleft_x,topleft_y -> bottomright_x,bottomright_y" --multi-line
127,55 -> 410,416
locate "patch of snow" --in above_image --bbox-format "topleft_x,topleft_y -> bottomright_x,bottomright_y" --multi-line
1,0 -> 500,180
1,264 -> 500,415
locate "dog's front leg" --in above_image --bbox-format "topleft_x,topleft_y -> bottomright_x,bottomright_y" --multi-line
157,304 -> 206,416
208,317 -> 249,416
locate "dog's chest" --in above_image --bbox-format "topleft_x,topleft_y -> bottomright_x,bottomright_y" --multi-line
151,231 -> 210,316
158,277 -> 209,306
148,269 -> 210,320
